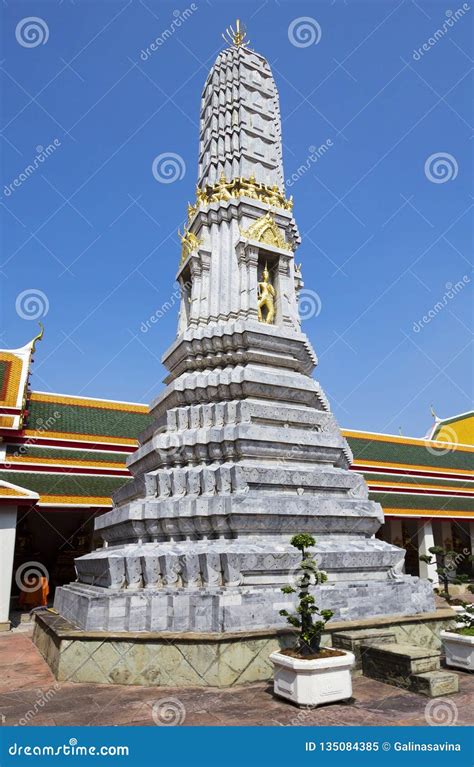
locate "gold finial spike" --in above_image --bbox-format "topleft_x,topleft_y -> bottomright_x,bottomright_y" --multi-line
31,322 -> 44,352
222,18 -> 249,48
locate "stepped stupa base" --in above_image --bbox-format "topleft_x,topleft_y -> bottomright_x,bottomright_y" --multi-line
50,21 -> 439,663
55,577 -> 434,634
33,607 -> 456,688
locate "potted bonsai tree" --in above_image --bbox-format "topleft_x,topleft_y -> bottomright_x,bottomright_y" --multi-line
270,534 -> 355,706
440,603 -> 474,671
419,545 -> 473,615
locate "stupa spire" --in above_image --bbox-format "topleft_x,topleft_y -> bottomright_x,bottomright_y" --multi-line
198,25 -> 284,190
222,18 -> 250,48
55,22 -> 434,641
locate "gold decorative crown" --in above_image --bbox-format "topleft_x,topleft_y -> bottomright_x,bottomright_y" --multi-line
222,19 -> 249,48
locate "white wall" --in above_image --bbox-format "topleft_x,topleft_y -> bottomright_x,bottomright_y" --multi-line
0,504 -> 18,629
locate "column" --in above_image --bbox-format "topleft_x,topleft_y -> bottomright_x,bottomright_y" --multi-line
293,263 -> 303,329
188,259 -> 202,328
246,245 -> 259,321
389,518 -> 403,548
417,519 -> 439,585
440,520 -> 455,581
388,517 -> 405,573
440,520 -> 453,550
0,504 -> 18,631
276,253 -> 293,327
470,520 -> 474,575
199,251 -> 211,325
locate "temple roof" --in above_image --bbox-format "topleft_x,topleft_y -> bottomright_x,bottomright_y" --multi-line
0,385 -> 151,508
343,429 -> 473,520
0,479 -> 39,503
428,410 -> 474,445
0,332 -> 40,431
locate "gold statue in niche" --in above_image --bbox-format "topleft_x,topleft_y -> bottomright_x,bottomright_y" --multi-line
257,264 -> 276,324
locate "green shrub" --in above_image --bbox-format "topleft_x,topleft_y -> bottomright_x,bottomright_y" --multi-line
279,534 -> 333,656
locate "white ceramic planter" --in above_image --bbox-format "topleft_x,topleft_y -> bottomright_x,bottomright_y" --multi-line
450,605 -> 468,628
441,630 -> 474,671
270,649 -> 355,707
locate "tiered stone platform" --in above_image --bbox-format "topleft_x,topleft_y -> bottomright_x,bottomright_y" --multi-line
33,607 -> 457,688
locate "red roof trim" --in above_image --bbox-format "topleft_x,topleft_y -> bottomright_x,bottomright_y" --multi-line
351,464 -> 473,482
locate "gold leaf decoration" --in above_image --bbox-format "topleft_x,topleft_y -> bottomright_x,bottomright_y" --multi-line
178,229 -> 202,265
240,212 -> 292,252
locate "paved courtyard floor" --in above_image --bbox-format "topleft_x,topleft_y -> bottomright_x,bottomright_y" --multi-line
0,629 -> 472,727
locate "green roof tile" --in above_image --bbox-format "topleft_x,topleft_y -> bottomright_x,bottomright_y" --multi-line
0,470 -> 126,498
5,445 -> 130,464
346,435 -> 472,472
370,491 -> 474,512
359,471 -> 472,490
26,399 -> 152,439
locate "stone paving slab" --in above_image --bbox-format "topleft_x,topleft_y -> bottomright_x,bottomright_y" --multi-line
0,630 -> 472,727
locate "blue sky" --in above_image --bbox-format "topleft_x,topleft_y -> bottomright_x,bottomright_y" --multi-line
1,0 -> 472,436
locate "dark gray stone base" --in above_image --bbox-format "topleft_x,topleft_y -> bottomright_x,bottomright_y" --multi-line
33,607 -> 457,688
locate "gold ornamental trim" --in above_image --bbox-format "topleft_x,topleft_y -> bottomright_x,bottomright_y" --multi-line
187,174 -> 293,221
240,212 -> 292,252
178,229 -> 202,265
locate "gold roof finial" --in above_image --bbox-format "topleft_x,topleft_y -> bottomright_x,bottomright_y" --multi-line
430,404 -> 439,421
222,19 -> 249,48
31,322 -> 44,352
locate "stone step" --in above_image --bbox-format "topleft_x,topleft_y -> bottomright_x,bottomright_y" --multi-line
360,642 -> 459,697
333,629 -> 396,675
411,670 -> 459,697
361,642 -> 441,679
